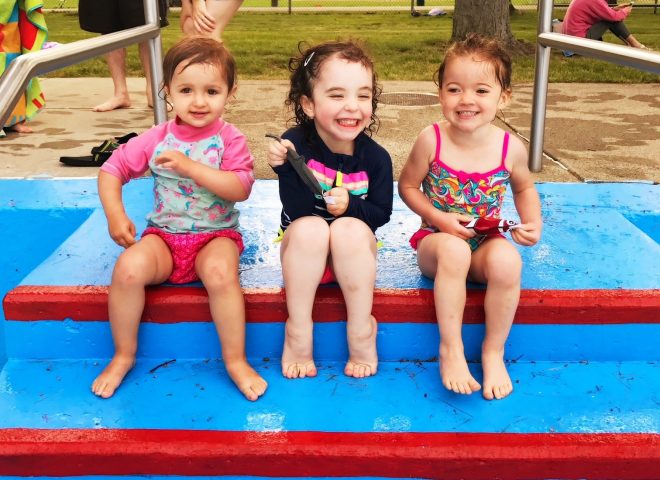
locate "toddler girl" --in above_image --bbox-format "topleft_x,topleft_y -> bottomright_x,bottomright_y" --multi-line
266,41 -> 393,380
92,36 -> 267,401
399,34 -> 542,400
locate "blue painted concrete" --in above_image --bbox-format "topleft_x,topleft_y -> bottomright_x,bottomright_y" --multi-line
5,321 -> 660,362
0,359 -> 658,433
0,179 -> 656,290
0,207 -> 93,367
1,179 -> 659,439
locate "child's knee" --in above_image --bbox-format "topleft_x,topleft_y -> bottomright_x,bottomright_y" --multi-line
330,218 -> 372,251
198,258 -> 238,291
112,254 -> 150,286
485,249 -> 522,285
285,218 -> 330,251
436,238 -> 471,274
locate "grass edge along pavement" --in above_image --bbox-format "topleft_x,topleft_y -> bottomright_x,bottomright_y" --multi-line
43,9 -> 660,83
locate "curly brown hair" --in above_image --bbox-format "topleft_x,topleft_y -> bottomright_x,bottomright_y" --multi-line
286,40 -> 381,136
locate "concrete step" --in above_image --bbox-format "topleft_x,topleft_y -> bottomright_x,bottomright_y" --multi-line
1,179 -> 659,478
1,359 -> 659,478
3,286 -> 660,362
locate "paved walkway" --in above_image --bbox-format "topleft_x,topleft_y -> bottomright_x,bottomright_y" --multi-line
0,78 -> 658,183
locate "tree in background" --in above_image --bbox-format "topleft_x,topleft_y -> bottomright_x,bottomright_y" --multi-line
452,0 -> 517,48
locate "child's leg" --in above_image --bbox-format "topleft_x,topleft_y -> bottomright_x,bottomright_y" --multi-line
469,238 -> 521,400
91,235 -> 172,398
417,233 -> 481,395
196,237 -> 267,401
280,217 -> 330,379
329,217 -> 378,378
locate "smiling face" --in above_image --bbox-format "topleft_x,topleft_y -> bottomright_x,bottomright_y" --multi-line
166,61 -> 233,128
438,55 -> 510,134
301,55 -> 374,155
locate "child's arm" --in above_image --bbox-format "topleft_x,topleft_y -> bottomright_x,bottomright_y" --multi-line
98,170 -> 137,248
266,137 -> 320,220
266,137 -> 291,168
398,126 -> 474,240
331,145 -> 393,231
506,136 -> 543,246
156,125 -> 255,202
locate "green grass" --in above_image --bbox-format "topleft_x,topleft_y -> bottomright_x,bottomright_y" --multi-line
45,9 -> 660,83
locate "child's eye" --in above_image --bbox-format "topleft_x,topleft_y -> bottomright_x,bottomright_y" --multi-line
477,89 -> 489,94
447,87 -> 460,93
208,89 -> 219,95
330,94 -> 343,99
359,94 -> 372,100
181,87 -> 192,94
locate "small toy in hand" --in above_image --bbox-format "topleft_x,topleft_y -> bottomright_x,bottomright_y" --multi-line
461,217 -> 520,235
265,133 -> 335,204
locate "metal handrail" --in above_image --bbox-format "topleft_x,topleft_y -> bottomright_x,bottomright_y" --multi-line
0,0 -> 166,129
528,0 -> 660,172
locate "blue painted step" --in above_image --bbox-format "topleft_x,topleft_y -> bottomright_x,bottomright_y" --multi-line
1,179 -> 659,478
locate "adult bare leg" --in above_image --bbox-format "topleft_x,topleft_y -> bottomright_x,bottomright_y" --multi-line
93,48 -> 131,112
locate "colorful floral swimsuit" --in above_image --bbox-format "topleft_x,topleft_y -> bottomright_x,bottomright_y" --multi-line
410,123 -> 511,252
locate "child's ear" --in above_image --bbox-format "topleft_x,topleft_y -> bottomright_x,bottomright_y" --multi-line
301,95 -> 315,119
229,84 -> 238,100
499,88 -> 512,108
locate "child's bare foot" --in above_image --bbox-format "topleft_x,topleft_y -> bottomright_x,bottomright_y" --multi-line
93,95 -> 131,112
345,315 -> 378,378
281,320 -> 317,379
481,349 -> 513,400
226,359 -> 268,401
91,354 -> 135,398
439,345 -> 481,395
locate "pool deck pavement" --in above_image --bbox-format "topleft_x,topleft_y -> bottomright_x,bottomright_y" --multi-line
0,78 -> 658,183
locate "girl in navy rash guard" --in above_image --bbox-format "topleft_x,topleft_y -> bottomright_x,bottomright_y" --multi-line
266,41 -> 393,381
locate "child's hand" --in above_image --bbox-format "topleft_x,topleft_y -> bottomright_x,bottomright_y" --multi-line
432,211 -> 475,240
266,139 -> 293,168
108,212 -> 136,248
191,0 -> 217,34
155,150 -> 195,178
326,187 -> 349,216
511,221 -> 542,246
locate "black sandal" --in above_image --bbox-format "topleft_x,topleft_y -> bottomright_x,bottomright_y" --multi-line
60,132 -> 137,167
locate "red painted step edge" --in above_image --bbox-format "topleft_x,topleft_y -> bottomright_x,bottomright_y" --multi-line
0,429 -> 658,478
4,285 -> 659,324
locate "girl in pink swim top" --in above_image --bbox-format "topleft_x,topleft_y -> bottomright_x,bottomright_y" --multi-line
398,34 -> 543,401
92,37 -> 267,402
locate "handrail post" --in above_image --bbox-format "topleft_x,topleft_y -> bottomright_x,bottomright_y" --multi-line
0,0 -> 164,128
143,0 -> 167,124
529,0 -> 553,172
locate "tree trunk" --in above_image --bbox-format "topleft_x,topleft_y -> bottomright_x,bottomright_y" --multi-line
509,0 -> 518,15
452,0 -> 515,47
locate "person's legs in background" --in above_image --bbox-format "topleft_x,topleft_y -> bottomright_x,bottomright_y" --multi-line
93,48 -> 132,112
181,0 -> 243,42
586,20 -> 645,48
79,0 -> 160,111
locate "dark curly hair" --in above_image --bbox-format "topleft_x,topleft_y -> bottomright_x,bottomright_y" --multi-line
286,40 -> 381,136
434,33 -> 512,93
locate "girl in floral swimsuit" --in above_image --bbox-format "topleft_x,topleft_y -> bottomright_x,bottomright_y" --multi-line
399,34 -> 543,401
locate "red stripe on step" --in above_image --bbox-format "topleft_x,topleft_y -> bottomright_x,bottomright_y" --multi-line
0,429 -> 658,478
4,285 -> 659,324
